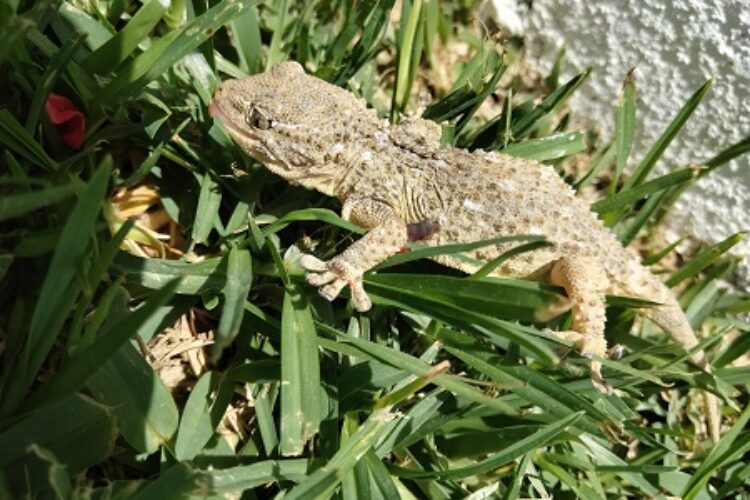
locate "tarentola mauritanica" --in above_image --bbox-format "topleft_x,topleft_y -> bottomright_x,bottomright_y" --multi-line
210,61 -> 720,440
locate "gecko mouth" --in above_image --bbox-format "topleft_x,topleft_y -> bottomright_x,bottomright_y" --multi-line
208,99 -> 221,119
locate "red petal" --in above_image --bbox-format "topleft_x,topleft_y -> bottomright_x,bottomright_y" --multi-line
45,93 -> 86,149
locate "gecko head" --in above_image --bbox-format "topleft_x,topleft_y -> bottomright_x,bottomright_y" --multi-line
210,61 -> 367,195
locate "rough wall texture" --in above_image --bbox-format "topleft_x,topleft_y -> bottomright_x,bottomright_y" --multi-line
511,0 -> 750,286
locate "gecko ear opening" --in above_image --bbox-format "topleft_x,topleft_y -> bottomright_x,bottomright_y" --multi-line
391,116 -> 443,156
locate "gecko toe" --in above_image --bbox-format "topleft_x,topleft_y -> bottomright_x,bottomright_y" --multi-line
591,375 -> 614,395
320,280 -> 346,301
350,280 -> 372,312
301,253 -> 370,309
306,271 -> 336,286
300,254 -> 329,272
608,344 -> 625,360
589,359 -> 613,394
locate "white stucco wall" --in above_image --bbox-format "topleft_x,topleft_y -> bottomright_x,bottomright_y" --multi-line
491,0 -> 750,286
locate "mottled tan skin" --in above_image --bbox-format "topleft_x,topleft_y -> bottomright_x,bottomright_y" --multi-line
211,61 -> 720,440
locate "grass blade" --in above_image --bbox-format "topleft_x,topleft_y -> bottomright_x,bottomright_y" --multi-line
545,46 -> 566,90
391,0 -> 424,122
20,279 -> 180,412
363,277 -> 559,362
0,109 -> 57,171
203,460 -> 310,493
682,404 -> 750,499
422,84 -> 481,123
617,189 -> 668,245
0,182 -> 80,222
174,371 -> 234,460
1,158 -> 112,415
623,79 -> 712,190
0,394 -> 114,472
391,412 -> 583,479
714,327 -> 750,368
287,361 -> 448,499
502,452 -> 532,500
86,341 -> 179,454
702,133 -> 750,175
592,167 -> 695,213
99,0 -> 256,101
472,240 -> 551,279
316,325 -> 518,415
642,238 -> 683,266
192,171 -> 222,244
510,69 -> 590,139
228,5 -> 263,74
373,234 -> 545,270
82,0 -> 170,75
454,58 -> 505,136
285,408 -> 397,499
260,207 -> 364,236
502,132 -> 586,162
111,252 -> 226,295
367,273 -> 558,323
666,232 -> 745,287
439,329 -> 609,428
279,289 -> 321,456
372,389 -> 450,455
612,70 -> 636,191
331,0 -> 395,85
25,32 -> 86,132
130,463 -> 201,500
213,246 -> 252,359
56,2 -> 112,50
574,141 -> 614,190
265,0 -> 288,70
580,434 -> 659,496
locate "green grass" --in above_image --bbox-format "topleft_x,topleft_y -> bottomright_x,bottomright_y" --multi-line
1,0 -> 749,498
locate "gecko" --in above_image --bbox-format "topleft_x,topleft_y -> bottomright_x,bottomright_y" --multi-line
209,61 -> 720,441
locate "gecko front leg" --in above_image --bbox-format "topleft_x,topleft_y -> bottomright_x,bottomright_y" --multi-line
300,198 -> 408,312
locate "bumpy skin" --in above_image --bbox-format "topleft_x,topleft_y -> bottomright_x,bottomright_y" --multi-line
210,61 -> 720,440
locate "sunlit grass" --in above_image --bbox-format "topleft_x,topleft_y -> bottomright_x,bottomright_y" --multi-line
0,0 -> 749,498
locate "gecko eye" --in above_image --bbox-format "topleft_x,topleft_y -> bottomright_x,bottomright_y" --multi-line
247,108 -> 272,130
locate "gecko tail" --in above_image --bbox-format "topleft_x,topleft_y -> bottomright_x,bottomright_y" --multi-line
640,297 -> 721,442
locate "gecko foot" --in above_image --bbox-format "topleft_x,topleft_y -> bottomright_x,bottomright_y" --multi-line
588,360 -> 613,395
300,254 -> 372,312
546,328 -> 613,395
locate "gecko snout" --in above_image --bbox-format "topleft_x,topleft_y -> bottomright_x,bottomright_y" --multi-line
208,98 -> 220,118
210,82 -> 229,118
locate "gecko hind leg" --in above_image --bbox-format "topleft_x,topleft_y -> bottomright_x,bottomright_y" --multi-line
548,256 -> 612,394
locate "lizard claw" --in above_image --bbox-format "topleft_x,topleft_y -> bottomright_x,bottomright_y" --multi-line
574,336 -> 613,394
545,328 -> 612,394
589,360 -> 613,395
300,253 -> 373,312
